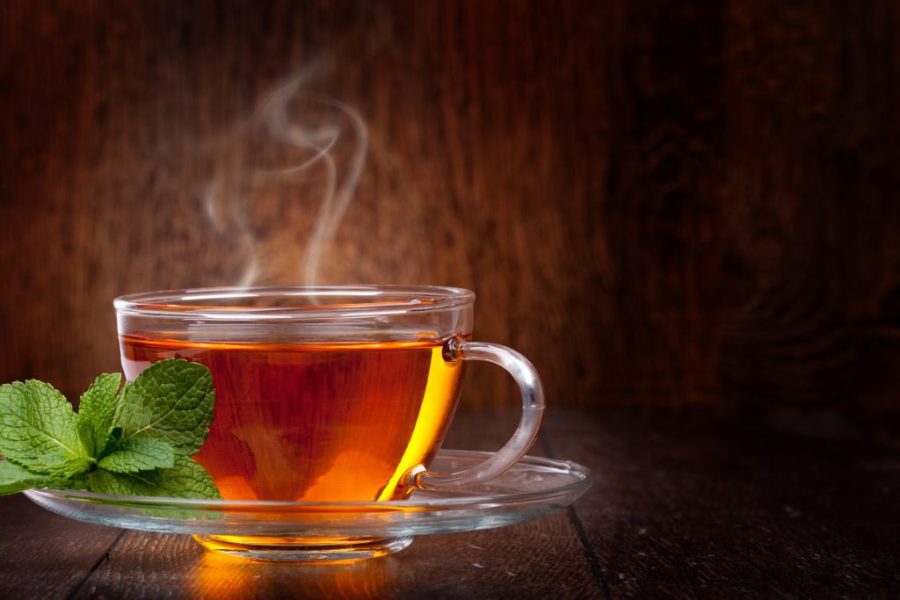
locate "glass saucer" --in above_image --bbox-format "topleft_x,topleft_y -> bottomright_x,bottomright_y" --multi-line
24,449 -> 593,563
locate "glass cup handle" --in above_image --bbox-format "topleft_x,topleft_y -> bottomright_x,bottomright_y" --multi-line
408,338 -> 546,490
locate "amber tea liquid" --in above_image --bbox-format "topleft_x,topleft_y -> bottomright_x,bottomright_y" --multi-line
120,334 -> 463,502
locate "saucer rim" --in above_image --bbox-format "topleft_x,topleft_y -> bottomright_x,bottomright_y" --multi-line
24,449 -> 593,509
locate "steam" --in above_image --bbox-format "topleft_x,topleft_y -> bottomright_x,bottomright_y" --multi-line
203,70 -> 368,287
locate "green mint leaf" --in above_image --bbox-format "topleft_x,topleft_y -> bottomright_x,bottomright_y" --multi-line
88,455 -> 221,499
76,373 -> 122,457
75,419 -> 96,462
0,459 -> 66,495
111,382 -> 131,431
0,381 -> 92,476
97,438 -> 175,473
115,360 -> 215,455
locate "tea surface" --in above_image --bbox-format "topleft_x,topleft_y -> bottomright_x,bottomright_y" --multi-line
120,335 -> 462,501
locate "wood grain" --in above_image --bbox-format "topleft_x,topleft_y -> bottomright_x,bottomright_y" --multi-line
543,409 -> 900,597
72,517 -> 600,599
0,0 -> 898,415
0,494 -> 122,599
3,408 -> 898,597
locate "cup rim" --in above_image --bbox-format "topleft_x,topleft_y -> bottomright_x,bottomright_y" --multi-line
113,285 -> 475,320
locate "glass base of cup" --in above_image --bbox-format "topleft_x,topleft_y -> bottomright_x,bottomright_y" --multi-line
192,534 -> 414,564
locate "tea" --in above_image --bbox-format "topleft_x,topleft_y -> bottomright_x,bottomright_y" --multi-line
120,334 -> 463,501
114,286 -> 545,561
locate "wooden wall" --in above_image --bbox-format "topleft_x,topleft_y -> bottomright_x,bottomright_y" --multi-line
1,1 -> 898,417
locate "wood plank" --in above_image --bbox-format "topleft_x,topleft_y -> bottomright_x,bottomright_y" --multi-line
2,0 -> 897,416
8,407 -> 898,596
0,0 -> 614,412
73,516 -> 599,600
543,408 -> 900,597
0,494 -> 122,599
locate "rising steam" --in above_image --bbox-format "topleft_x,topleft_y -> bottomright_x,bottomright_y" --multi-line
203,70 -> 368,286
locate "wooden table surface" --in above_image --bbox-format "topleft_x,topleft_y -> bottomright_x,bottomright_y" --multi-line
1,408 -> 897,599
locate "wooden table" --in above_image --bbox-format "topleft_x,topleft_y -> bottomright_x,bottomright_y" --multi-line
1,408 -> 897,598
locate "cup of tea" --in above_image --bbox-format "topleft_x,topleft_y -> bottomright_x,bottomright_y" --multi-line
114,286 -> 545,505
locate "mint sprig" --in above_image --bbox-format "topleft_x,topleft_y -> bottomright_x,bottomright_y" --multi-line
0,359 -> 221,499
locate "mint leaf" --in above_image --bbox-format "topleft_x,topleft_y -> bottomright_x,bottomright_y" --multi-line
88,455 -> 221,499
76,373 -> 122,456
0,359 -> 222,500
0,460 -> 65,495
115,360 -> 215,455
98,438 -> 175,473
0,381 -> 92,476
111,382 -> 131,432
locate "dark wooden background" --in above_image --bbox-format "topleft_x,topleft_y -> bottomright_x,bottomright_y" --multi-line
1,1 -> 898,419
